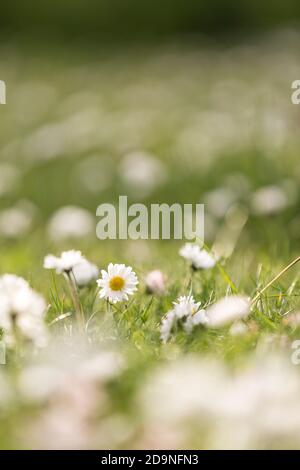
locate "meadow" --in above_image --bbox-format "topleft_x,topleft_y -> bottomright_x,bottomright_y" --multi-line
0,29 -> 300,449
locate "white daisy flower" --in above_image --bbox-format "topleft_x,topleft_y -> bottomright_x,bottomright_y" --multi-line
145,269 -> 166,295
161,295 -> 208,342
97,263 -> 139,303
173,295 -> 200,318
72,260 -> 99,287
184,309 -> 209,334
173,295 -> 202,318
179,243 -> 216,270
44,250 -> 91,330
0,274 -> 47,347
44,250 -> 85,274
174,295 -> 208,331
207,295 -> 250,328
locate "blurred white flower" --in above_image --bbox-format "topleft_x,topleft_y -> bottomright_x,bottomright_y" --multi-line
47,206 -> 94,241
44,250 -> 85,274
283,311 -> 300,327
0,200 -> 36,239
19,351 -> 124,404
204,187 -> 237,218
184,309 -> 209,334
160,310 -> 176,344
78,351 -> 125,382
72,260 -> 99,287
125,240 -> 151,263
19,365 -> 66,402
207,295 -> 251,328
140,353 -> 300,449
72,155 -> 112,194
256,333 -> 289,356
229,321 -> 248,336
18,349 -> 124,449
250,185 -> 289,215
22,108 -> 101,162
97,263 -> 138,303
161,295 -> 208,342
179,243 -> 216,270
119,151 -> 166,197
145,270 -> 166,295
140,356 -> 225,424
0,274 -> 47,347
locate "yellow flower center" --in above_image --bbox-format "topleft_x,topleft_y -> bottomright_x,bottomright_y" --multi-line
109,276 -> 125,291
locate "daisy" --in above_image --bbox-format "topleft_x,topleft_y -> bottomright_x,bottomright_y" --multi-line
97,263 -> 138,303
160,295 -> 208,343
179,243 -> 216,270
184,310 -> 209,334
173,295 -> 204,319
145,269 -> 166,295
0,274 -> 47,347
73,260 -> 99,287
44,250 -> 85,274
44,250 -> 88,330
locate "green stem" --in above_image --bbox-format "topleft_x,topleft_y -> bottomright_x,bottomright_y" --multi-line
66,271 -> 85,333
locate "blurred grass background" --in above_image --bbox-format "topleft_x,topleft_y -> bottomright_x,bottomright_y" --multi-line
0,2 -> 299,292
1,0 -> 300,38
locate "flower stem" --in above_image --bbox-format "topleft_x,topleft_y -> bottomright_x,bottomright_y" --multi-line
66,271 -> 85,333
252,256 -> 300,306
